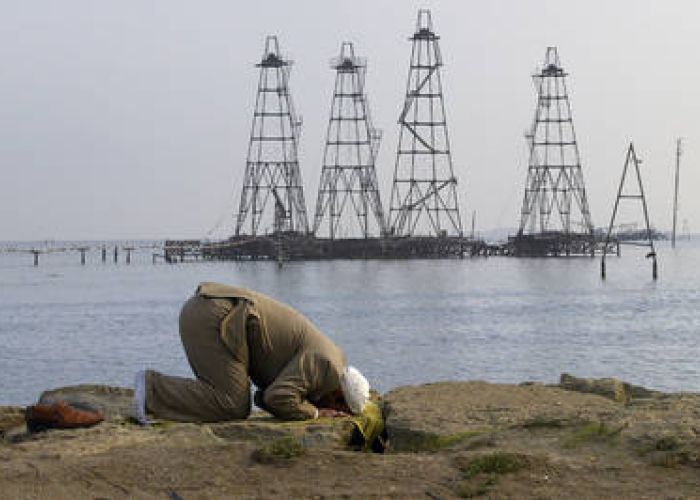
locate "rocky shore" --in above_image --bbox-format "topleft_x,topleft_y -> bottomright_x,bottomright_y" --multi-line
2,374 -> 700,498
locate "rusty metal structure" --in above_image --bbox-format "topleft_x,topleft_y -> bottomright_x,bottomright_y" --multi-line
601,143 -> 657,279
163,19 -> 492,263
235,36 -> 309,237
313,42 -> 386,240
388,9 -> 463,238
511,47 -> 596,256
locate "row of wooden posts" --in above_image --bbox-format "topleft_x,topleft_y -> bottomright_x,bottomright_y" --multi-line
30,246 -> 136,266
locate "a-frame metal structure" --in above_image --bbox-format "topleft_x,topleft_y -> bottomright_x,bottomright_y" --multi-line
388,9 -> 463,237
313,42 -> 386,239
513,47 -> 595,255
601,143 -> 658,280
235,36 -> 309,237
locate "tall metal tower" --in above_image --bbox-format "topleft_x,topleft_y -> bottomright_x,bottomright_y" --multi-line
518,47 -> 593,238
313,42 -> 386,239
235,36 -> 309,237
389,9 -> 463,237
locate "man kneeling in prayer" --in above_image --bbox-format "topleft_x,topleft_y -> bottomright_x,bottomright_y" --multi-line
133,282 -> 370,423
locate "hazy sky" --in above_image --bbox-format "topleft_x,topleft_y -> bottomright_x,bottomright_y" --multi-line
2,0 -> 699,241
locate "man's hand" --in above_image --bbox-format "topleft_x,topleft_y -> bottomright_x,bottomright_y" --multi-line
317,408 -> 350,418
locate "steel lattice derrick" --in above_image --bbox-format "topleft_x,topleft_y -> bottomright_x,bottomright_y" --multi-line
235,36 -> 309,237
388,10 -> 463,238
518,47 -> 593,237
313,42 -> 386,239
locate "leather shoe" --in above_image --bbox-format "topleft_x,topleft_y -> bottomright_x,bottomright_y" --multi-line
25,401 -> 104,432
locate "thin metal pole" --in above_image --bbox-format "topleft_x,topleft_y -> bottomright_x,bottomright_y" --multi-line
672,138 -> 681,248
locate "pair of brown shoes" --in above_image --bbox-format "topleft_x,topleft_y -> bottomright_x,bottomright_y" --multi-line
25,401 -> 104,433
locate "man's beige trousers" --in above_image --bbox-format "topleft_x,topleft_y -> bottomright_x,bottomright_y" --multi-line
145,295 -> 251,422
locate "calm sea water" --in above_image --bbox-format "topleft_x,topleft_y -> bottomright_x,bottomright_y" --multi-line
1,240 -> 699,405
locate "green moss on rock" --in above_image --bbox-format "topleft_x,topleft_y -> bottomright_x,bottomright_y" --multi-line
563,421 -> 627,448
390,429 -> 487,452
460,452 -> 526,478
251,436 -> 305,464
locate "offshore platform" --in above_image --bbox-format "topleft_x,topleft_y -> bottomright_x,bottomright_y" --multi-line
166,10 -> 486,262
163,17 -> 622,263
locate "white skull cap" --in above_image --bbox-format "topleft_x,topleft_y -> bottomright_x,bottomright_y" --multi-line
339,365 -> 370,414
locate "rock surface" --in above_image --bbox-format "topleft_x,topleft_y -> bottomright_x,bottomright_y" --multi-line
384,378 -> 700,454
33,384 -> 355,451
383,380 -> 624,451
210,413 -> 354,450
2,375 -> 700,498
559,372 -> 632,403
0,407 -> 24,437
559,372 -> 660,403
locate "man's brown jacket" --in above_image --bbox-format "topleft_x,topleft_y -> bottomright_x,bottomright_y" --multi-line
196,282 -> 345,420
